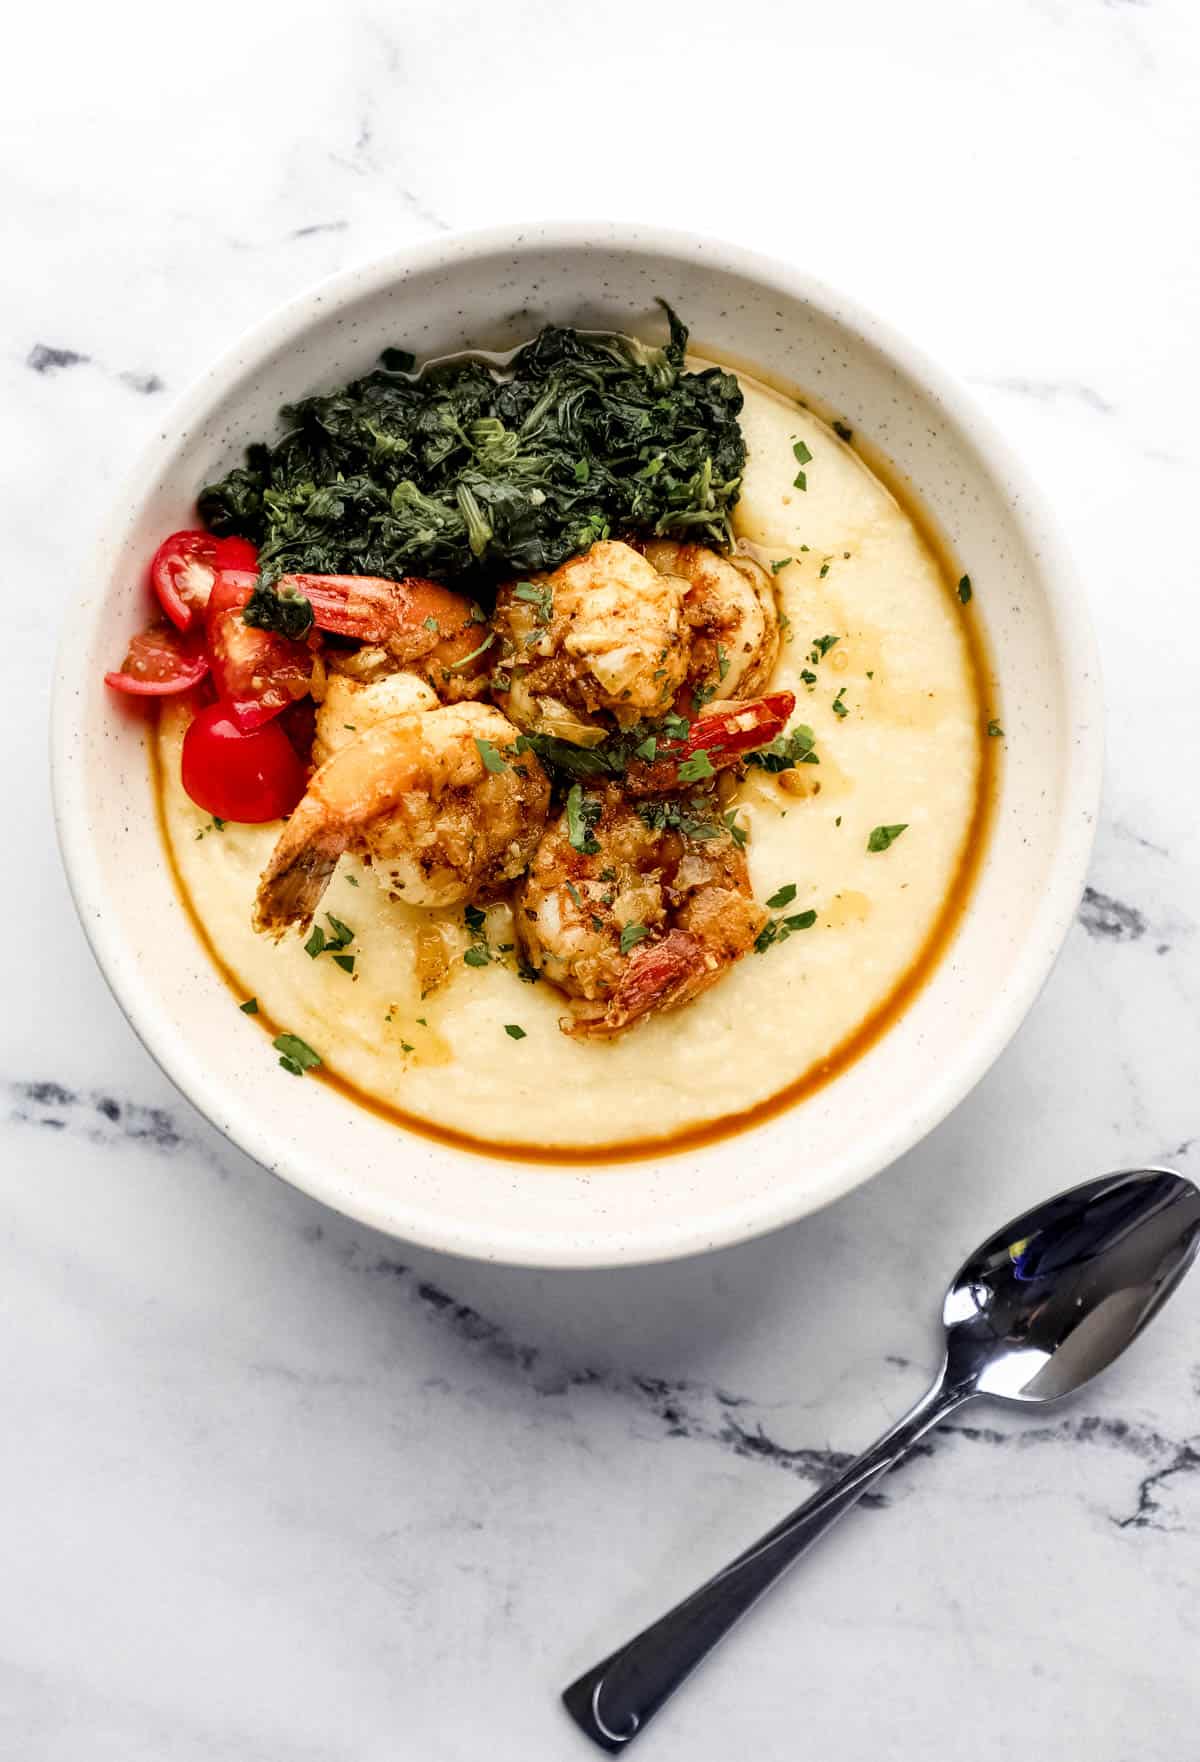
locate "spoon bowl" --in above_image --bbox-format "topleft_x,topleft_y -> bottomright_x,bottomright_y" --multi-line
564,1167 -> 1200,1752
944,1168 -> 1200,1403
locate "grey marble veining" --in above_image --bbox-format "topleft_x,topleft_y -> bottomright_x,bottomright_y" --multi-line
5,0 -> 1200,1756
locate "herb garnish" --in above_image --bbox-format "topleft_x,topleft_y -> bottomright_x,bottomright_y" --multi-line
620,923 -> 651,955
833,419 -> 854,442
475,737 -> 508,773
808,634 -> 839,664
792,438 -> 813,491
958,575 -> 972,604
677,749 -> 714,784
745,724 -> 818,773
504,1024 -> 527,1040
867,823 -> 908,852
240,998 -> 258,1014
566,785 -> 601,855
513,581 -> 554,625
987,719 -> 1004,737
200,307 -> 747,628
832,687 -> 848,718
771,556 -> 792,574
755,907 -> 817,953
636,797 -> 726,841
274,1032 -> 322,1076
305,913 -> 356,964
766,883 -> 797,909
449,633 -> 495,673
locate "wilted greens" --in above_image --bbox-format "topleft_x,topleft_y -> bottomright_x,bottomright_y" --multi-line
198,306 -> 747,636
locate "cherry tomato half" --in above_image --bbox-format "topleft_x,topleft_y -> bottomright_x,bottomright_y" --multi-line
180,702 -> 307,822
205,570 -> 313,731
105,621 -> 210,696
151,530 -> 258,631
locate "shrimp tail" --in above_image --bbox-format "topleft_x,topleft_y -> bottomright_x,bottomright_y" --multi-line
565,930 -> 717,1037
253,800 -> 350,935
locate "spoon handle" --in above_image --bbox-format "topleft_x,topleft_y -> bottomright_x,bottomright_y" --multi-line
562,1373 -> 971,1752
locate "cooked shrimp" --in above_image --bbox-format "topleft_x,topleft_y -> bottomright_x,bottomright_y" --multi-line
490,538 -> 780,739
312,670 -> 438,767
514,785 -> 765,1037
640,540 -> 779,708
255,701 -> 550,932
491,540 -> 689,739
279,573 -> 492,701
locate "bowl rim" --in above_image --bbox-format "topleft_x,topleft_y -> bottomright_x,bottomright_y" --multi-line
51,220 -> 1103,1267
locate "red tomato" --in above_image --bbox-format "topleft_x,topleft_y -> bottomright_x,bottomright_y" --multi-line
105,622 -> 210,696
181,702 -> 307,822
151,531 -> 257,631
205,571 -> 313,731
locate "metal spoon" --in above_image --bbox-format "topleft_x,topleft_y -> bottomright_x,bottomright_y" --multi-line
563,1167 -> 1200,1752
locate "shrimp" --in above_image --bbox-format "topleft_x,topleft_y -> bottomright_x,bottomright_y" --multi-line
490,538 -> 780,739
640,539 -> 779,708
255,701 -> 550,933
311,670 -> 438,767
514,785 -> 765,1037
278,573 -> 492,701
490,541 -> 690,739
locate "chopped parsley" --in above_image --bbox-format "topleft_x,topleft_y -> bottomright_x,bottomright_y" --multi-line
819,562 -> 830,579
305,913 -> 356,963
755,908 -> 817,953
832,687 -> 848,718
566,784 -> 601,855
504,1023 -> 527,1040
513,580 -> 554,625
635,734 -> 658,762
274,1032 -> 322,1076
677,749 -> 714,784
771,556 -> 792,574
723,810 -> 747,850
422,615 -> 439,633
716,644 -> 730,681
987,719 -> 1004,738
239,997 -> 258,1015
619,923 -> 651,955
792,438 -> 812,490
345,874 -> 359,886
450,632 -> 495,670
332,953 -> 356,974
867,823 -> 908,853
833,419 -> 854,443
475,737 -> 508,773
636,797 -> 725,841
958,575 -> 972,604
808,634 -> 839,664
765,883 -> 797,909
566,881 -> 584,909
463,903 -> 493,967
745,724 -> 818,773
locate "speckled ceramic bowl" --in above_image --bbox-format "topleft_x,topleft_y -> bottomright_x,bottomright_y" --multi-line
51,223 -> 1102,1267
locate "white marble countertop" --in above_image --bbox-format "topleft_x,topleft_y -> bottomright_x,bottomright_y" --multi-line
6,0 -> 1200,1755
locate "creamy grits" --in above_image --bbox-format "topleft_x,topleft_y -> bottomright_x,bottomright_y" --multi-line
158,365 -> 985,1154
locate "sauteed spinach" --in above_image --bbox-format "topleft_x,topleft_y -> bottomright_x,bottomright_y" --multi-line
198,307 -> 746,639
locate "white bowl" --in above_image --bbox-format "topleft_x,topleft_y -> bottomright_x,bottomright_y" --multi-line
51,223 -> 1102,1268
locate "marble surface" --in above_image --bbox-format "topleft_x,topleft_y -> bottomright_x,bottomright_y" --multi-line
6,0 -> 1200,1755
